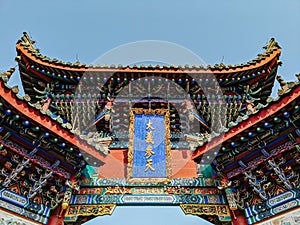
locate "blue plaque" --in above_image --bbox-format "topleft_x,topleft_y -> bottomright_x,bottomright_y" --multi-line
127,108 -> 171,183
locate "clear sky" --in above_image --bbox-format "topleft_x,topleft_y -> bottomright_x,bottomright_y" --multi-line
0,1 -> 299,224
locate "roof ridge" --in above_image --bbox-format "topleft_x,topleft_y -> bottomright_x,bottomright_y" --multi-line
0,67 -> 15,83
0,76 -> 110,163
192,77 -> 300,160
17,32 -> 281,72
0,75 -> 73,131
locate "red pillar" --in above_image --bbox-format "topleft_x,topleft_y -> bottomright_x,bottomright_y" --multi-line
47,205 -> 65,225
230,210 -> 248,225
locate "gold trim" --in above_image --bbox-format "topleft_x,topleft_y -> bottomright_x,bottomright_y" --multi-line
180,204 -> 231,217
65,204 -> 116,217
127,108 -> 171,184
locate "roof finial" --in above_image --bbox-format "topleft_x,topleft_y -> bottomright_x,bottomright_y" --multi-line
277,75 -> 298,96
263,38 -> 281,51
276,75 -> 286,88
0,67 -> 15,83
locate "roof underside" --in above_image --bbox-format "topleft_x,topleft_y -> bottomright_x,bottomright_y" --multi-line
16,33 -> 281,125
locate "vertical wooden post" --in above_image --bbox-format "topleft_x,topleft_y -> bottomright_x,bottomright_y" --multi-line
230,210 -> 248,225
47,205 -> 65,225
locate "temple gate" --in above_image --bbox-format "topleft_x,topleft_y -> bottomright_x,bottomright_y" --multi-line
0,33 -> 299,225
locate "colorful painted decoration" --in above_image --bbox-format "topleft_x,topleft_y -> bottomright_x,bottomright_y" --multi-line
127,108 -> 171,184
0,33 -> 299,225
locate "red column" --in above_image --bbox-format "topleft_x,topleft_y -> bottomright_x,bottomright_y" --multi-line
47,206 -> 65,225
230,210 -> 248,225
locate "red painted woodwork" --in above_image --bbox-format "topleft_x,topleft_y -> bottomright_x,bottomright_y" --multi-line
17,42 -> 281,74
0,80 -> 107,163
192,85 -> 300,160
47,206 -> 65,225
230,210 -> 248,225
98,149 -> 197,178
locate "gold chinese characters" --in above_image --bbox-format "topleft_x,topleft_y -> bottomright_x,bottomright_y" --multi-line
145,119 -> 155,172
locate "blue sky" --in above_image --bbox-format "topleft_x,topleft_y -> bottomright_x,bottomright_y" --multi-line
0,1 -> 299,224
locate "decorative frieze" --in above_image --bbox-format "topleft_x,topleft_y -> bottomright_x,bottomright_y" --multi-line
180,204 -> 231,222
71,192 -> 225,205
65,204 -> 116,217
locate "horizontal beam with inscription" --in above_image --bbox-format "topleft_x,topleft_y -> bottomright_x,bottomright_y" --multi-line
70,193 -> 226,205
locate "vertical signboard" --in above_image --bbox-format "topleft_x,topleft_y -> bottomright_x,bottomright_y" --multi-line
127,108 -> 171,183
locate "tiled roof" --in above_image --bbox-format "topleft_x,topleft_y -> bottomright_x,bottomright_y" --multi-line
0,75 -> 108,162
192,76 -> 300,160
16,32 -> 281,73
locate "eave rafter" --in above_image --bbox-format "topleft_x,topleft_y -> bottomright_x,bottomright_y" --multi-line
16,32 -> 281,75
0,79 -> 107,164
192,83 -> 300,161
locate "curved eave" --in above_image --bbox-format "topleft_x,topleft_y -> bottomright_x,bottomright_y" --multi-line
192,83 -> 300,161
16,38 -> 281,75
0,79 -> 107,163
